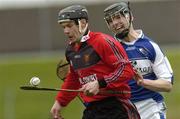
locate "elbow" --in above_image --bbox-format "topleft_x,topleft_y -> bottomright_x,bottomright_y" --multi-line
165,83 -> 173,92
165,88 -> 171,92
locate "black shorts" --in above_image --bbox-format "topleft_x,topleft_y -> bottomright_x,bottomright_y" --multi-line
82,97 -> 128,119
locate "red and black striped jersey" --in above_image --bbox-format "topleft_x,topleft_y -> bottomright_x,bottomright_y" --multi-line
56,31 -> 134,106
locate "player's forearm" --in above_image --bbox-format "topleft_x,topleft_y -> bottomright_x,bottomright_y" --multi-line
139,79 -> 172,92
50,100 -> 64,119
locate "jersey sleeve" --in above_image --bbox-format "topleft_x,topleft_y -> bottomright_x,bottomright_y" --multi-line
56,65 -> 81,106
92,34 -> 134,88
150,41 -> 173,83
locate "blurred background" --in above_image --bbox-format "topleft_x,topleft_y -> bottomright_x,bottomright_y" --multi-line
0,0 -> 179,119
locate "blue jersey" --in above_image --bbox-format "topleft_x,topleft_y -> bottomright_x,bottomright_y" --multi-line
115,30 -> 173,103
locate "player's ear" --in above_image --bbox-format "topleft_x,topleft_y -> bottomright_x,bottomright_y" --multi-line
80,19 -> 88,28
130,12 -> 134,22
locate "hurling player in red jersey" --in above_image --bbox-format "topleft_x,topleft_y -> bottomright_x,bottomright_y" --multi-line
50,5 -> 140,119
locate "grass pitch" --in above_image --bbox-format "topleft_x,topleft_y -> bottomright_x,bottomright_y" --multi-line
0,49 -> 179,119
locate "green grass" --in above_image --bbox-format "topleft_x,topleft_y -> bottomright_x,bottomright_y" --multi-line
164,50 -> 180,119
0,50 -> 179,119
0,56 -> 83,119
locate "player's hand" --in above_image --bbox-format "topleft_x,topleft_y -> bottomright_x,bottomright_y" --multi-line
50,100 -> 64,119
80,80 -> 100,96
133,71 -> 144,85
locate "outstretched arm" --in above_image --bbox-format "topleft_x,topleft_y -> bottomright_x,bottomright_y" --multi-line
50,100 -> 64,119
134,71 -> 172,92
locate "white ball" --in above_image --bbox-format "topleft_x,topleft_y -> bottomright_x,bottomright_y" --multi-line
30,77 -> 40,86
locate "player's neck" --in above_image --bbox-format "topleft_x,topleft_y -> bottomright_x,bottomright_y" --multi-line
124,29 -> 139,42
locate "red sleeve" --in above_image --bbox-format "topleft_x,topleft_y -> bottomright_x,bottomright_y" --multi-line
91,34 -> 134,88
56,65 -> 81,106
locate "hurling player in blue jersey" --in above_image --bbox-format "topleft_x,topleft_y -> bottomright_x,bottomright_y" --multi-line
104,1 -> 173,119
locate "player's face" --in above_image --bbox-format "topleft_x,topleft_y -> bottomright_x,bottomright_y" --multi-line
105,12 -> 130,34
60,21 -> 81,43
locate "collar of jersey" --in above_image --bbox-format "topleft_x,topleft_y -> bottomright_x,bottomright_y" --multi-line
80,30 -> 90,42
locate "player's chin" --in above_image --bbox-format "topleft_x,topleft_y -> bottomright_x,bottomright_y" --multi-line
68,38 -> 76,43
